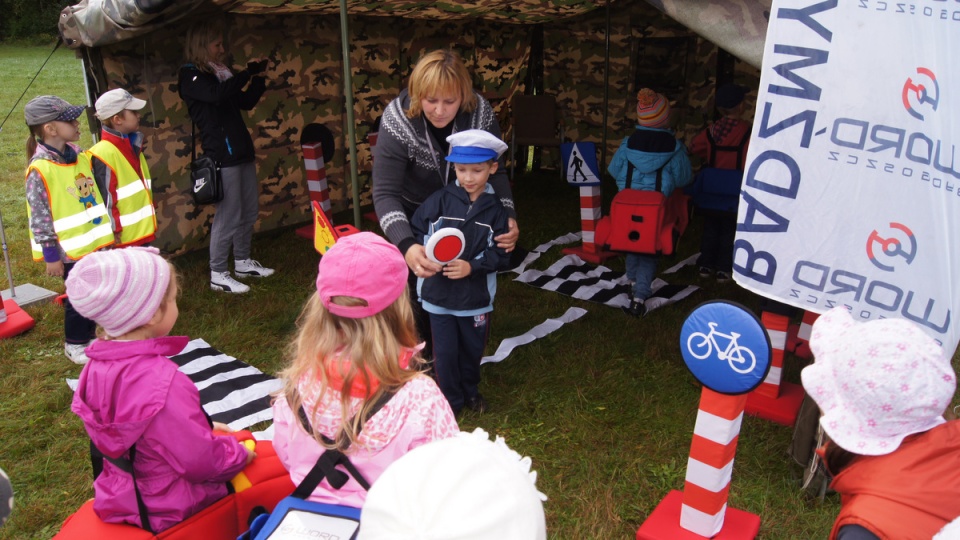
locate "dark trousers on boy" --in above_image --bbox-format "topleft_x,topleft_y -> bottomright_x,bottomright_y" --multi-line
63,262 -> 97,344
429,312 -> 490,413
697,212 -> 737,274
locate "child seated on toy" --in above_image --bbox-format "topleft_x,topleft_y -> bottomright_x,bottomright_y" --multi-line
801,307 -> 960,540
67,248 -> 255,532
271,232 -> 458,507
358,428 -> 547,539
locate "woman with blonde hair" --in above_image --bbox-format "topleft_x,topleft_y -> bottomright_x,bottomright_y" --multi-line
179,19 -> 273,294
271,232 -> 458,506
372,49 -> 520,354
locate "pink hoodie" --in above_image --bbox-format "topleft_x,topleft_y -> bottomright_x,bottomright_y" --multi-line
71,336 -> 248,532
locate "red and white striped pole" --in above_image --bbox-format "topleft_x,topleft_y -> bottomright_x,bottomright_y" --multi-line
745,311 -> 807,426
562,185 -> 615,264
794,311 -> 819,359
302,141 -> 330,216
579,186 -> 601,254
753,312 -> 789,400
680,389 -> 748,536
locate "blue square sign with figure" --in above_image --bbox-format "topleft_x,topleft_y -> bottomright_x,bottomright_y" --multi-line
561,142 -> 602,186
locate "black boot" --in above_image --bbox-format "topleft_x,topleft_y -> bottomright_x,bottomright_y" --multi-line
622,298 -> 646,318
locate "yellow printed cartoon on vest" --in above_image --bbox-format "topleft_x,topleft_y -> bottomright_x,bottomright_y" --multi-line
67,173 -> 103,225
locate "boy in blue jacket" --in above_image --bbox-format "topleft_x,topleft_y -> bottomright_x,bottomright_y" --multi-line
608,89 -> 692,317
411,129 -> 512,415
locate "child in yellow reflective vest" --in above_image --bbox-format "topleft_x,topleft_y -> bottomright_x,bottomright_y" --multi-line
24,95 -> 114,365
89,88 -> 157,248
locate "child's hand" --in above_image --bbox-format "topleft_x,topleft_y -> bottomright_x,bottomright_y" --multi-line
45,260 -> 64,277
244,444 -> 257,465
212,422 -> 234,433
442,259 -> 471,280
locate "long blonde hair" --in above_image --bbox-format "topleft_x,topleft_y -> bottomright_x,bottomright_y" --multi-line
278,291 -> 423,451
406,49 -> 478,119
183,19 -> 225,73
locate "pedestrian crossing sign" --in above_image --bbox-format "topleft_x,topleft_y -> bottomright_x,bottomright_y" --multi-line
561,142 -> 601,186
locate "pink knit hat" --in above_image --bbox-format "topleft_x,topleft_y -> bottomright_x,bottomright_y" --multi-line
66,247 -> 171,337
316,232 -> 408,319
636,88 -> 670,128
801,307 -> 955,456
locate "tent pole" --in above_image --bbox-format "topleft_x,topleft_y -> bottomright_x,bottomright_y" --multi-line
339,0 -> 361,227
601,0 -> 611,169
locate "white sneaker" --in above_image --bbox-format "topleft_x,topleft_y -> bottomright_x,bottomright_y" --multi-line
211,271 -> 250,293
65,342 -> 90,365
234,259 -> 275,278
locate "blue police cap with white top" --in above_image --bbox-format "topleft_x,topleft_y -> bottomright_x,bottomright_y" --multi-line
446,129 -> 509,164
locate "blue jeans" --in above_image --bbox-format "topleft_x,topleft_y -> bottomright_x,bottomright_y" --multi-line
625,253 -> 658,301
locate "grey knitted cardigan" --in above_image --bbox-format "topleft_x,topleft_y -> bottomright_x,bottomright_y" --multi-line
372,89 -> 516,255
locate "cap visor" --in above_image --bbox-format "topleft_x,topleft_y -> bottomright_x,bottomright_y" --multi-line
56,105 -> 86,122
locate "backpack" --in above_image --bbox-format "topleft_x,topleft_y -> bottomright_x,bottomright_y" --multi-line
600,162 -> 689,255
687,126 -> 750,215
244,389 -> 398,540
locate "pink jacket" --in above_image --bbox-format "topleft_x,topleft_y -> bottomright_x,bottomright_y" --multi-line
272,373 -> 458,508
71,336 -> 248,532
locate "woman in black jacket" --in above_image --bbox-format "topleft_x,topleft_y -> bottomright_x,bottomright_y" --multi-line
179,20 -> 273,294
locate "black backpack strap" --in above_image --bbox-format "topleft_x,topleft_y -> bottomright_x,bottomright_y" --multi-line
90,442 -> 154,534
293,389 -> 398,498
706,128 -> 718,166
705,124 -> 752,168
625,162 -> 664,193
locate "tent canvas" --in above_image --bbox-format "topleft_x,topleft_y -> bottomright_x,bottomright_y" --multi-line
60,0 -> 766,254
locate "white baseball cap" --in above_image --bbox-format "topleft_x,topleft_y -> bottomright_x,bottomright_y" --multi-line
95,89 -> 147,120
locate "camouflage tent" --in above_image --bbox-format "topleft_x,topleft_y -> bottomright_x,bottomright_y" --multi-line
60,0 -> 766,254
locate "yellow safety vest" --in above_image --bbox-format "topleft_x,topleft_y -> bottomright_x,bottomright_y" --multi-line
88,141 -> 156,246
26,154 -> 114,261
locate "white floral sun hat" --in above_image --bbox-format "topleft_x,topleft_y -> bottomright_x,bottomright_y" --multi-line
801,307 -> 955,456
358,428 -> 547,540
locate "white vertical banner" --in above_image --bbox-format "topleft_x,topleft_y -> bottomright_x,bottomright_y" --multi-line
734,0 -> 959,353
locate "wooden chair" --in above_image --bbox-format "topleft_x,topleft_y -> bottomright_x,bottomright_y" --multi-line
509,94 -> 564,180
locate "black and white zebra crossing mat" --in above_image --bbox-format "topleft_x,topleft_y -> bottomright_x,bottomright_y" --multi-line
514,246 -> 700,315
67,338 -> 281,433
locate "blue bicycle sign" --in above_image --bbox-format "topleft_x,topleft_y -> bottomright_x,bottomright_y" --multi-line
686,321 -> 757,374
679,301 -> 771,395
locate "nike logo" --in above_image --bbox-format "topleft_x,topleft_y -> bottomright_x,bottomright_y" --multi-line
194,179 -> 207,192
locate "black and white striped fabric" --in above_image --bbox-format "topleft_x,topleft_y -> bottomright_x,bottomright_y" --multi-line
67,338 -> 281,432
169,339 -> 281,430
515,253 -> 699,314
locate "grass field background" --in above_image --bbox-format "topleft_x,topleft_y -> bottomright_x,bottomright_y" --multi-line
0,43 -> 924,539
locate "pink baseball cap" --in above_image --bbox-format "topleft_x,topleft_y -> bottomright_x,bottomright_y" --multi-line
316,232 -> 408,319
801,307 -> 955,456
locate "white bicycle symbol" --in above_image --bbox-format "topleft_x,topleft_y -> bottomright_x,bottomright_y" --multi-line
686,321 -> 757,374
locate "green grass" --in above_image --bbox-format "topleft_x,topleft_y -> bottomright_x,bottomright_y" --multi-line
0,43 -> 856,539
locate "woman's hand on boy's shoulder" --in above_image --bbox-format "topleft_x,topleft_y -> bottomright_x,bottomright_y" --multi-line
494,218 -> 519,252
